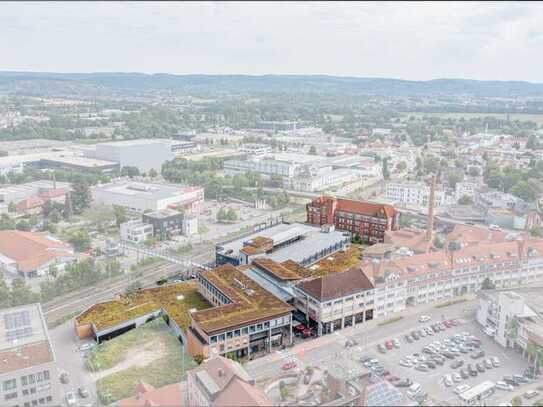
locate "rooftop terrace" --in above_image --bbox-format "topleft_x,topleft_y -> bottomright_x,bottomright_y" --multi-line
76,282 -> 211,332
193,264 -> 293,334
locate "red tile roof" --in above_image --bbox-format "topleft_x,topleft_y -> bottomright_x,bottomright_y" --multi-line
0,231 -> 73,273
336,198 -> 397,218
297,267 -> 374,302
0,341 -> 54,374
117,381 -> 184,407
16,196 -> 45,211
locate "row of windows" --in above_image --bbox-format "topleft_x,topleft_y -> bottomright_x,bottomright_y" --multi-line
209,315 -> 290,343
198,276 -> 231,305
3,371 -> 51,392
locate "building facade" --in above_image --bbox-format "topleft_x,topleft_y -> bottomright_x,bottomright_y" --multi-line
142,209 -> 184,240
306,196 -> 400,244
0,304 -> 61,407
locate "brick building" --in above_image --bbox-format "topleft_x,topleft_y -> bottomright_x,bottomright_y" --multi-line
306,196 -> 400,244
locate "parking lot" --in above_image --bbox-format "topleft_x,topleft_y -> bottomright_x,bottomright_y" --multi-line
361,317 -> 531,405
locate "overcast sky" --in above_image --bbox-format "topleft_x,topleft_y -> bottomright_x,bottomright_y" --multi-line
1,1 -> 543,81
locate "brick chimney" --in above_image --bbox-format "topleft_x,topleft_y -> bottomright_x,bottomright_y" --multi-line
425,174 -> 436,242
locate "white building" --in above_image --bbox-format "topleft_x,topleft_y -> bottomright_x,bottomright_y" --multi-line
92,181 -> 204,215
385,181 -> 451,208
0,304 -> 62,407
239,143 -> 272,156
455,181 -> 480,202
120,220 -> 154,244
84,139 -> 174,173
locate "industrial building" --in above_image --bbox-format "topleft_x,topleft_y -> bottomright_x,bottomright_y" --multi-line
92,181 -> 204,214
31,155 -> 120,174
0,304 -> 61,407
84,139 -> 174,173
215,222 -> 351,267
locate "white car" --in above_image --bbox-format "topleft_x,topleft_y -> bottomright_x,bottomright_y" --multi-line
496,381 -> 514,391
454,384 -> 470,394
452,373 -> 461,383
392,338 -> 401,349
443,375 -> 453,387
65,392 -> 77,407
419,315 -> 431,323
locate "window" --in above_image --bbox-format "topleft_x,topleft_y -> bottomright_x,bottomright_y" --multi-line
5,392 -> 17,401
264,322 -> 270,329
226,332 -> 233,339
37,372 -> 43,382
249,325 -> 256,333
256,324 -> 263,331
30,387 -> 36,394
28,375 -> 35,384
23,389 -> 29,396
39,399 -> 45,405
234,329 -> 241,337
3,379 -> 17,391
242,327 -> 248,335
46,397 -> 52,403
21,376 -> 28,386
210,336 -> 217,344
218,334 -> 225,341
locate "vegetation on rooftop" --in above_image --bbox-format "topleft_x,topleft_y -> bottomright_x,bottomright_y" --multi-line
310,245 -> 363,277
77,281 -> 211,331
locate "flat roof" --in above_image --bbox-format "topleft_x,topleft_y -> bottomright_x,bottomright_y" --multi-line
76,281 -> 211,332
97,139 -> 171,147
94,181 -> 203,200
192,264 -> 293,334
41,155 -> 118,167
218,222 -> 349,265
0,304 -> 54,374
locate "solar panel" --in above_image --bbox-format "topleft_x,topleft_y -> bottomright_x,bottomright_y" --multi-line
6,327 -> 33,342
4,310 -> 31,330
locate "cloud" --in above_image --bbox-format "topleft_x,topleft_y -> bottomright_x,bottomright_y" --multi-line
0,1 -> 542,81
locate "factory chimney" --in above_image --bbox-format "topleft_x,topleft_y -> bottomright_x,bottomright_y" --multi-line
425,174 -> 437,242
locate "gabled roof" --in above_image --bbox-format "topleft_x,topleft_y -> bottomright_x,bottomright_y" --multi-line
0,231 -> 73,272
336,198 -> 397,218
117,381 -> 184,407
297,267 -> 374,302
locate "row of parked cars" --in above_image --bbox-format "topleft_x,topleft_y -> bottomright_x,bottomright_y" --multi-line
360,356 -> 413,388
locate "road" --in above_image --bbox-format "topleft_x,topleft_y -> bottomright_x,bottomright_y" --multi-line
245,295 -> 478,383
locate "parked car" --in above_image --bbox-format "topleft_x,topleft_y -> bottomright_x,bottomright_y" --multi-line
495,381 -> 514,391
392,338 -> 401,349
503,377 -> 520,387
282,361 -> 297,370
443,374 -> 453,387
78,387 -> 89,398
78,342 -> 95,352
405,334 -> 413,343
415,365 -> 429,372
65,392 -> 77,407
476,363 -> 485,373
468,364 -> 478,377
419,329 -> 427,337
394,379 -> 412,387
454,384 -> 470,394
460,369 -> 469,379
451,319 -> 459,326
452,373 -> 461,383
451,360 -> 464,369
484,359 -> 493,369
470,350 -> 485,359
419,315 -> 431,323
399,360 -> 412,368
513,374 -> 529,384
378,344 -> 387,353
426,361 -> 436,369
524,390 -> 540,399
411,331 -> 420,340
385,340 -> 394,350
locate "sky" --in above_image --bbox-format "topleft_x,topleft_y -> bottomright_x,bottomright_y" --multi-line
1,1 -> 543,81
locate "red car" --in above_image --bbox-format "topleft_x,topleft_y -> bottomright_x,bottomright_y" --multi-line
282,361 -> 297,370
385,340 -> 394,350
385,375 -> 400,382
444,320 -> 452,328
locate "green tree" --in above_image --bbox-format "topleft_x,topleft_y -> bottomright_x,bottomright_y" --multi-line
468,167 -> 480,177
120,166 -> 140,178
148,168 -> 158,178
68,229 -> 91,252
113,206 -> 127,228
9,278 -> 40,306
481,277 -> 496,290
396,161 -> 407,172
71,179 -> 91,214
0,214 -> 15,230
7,201 -> 16,213
15,220 -> 30,231
382,158 -> 390,180
531,226 -> 543,238
308,145 -> 317,155
458,195 -> 474,205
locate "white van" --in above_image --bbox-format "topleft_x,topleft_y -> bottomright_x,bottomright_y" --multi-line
407,382 -> 422,398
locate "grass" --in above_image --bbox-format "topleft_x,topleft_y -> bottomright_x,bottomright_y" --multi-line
435,298 -> 467,309
311,245 -> 363,277
91,319 -> 195,405
198,224 -> 210,235
76,281 -> 211,331
378,316 -> 403,326
400,111 -> 543,125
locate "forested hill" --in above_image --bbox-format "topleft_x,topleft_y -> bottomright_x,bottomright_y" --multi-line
1,71 -> 543,98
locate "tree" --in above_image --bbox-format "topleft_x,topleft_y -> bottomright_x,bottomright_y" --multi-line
193,354 -> 205,365
468,167 -> 480,177
124,281 -> 142,295
458,195 -> 473,206
511,396 -> 522,407
382,158 -> 390,180
121,166 -> 140,178
526,135 -> 541,150
0,214 -> 15,230
71,179 -> 91,214
396,161 -> 407,172
7,201 -> 16,213
68,229 -> 91,252
530,226 -> 543,238
308,145 -> 317,155
15,220 -> 30,231
9,278 -> 40,306
63,192 -> 74,220
148,168 -> 158,178
447,172 -> 463,189
114,206 -> 127,228
481,277 -> 496,290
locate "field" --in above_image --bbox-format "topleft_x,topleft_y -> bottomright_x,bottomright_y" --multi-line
400,112 -> 543,125
88,319 -> 195,405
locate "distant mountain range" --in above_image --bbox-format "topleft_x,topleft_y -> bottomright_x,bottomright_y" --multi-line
1,71 -> 543,98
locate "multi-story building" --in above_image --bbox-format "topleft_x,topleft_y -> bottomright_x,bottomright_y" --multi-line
361,238 -> 543,317
294,267 -> 375,335
187,356 -> 271,407
306,196 -> 400,244
84,139 -> 174,173
142,209 -> 184,240
31,156 -> 119,175
385,181 -> 451,208
186,263 -> 293,360
215,222 -> 350,267
92,181 -> 204,215
0,304 -> 61,407
120,219 -> 154,244
239,143 -> 272,156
